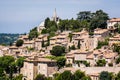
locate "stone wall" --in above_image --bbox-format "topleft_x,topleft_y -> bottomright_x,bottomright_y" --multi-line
75,67 -> 120,74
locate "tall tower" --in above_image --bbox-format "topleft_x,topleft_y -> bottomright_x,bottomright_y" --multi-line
53,8 -> 57,22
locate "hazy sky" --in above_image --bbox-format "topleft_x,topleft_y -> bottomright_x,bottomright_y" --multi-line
0,0 -> 120,33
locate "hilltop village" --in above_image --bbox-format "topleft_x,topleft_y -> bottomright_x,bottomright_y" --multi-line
1,10 -> 120,80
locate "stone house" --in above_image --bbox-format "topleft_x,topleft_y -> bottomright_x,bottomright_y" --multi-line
23,41 -> 35,48
109,34 -> 120,46
94,28 -> 110,41
22,56 -> 57,80
107,18 -> 120,32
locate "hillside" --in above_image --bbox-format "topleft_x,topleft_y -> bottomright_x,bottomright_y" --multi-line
0,33 -> 19,45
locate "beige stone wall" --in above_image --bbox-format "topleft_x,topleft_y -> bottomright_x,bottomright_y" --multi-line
23,43 -> 35,48
38,63 -> 47,76
23,62 -> 34,80
75,67 -> 120,74
87,59 -> 95,66
50,39 -> 56,45
35,41 -> 42,50
75,54 -> 86,61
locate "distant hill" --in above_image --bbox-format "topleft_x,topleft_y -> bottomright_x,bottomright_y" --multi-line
0,33 -> 20,45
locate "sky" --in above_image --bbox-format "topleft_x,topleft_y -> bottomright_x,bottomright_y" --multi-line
0,0 -> 120,33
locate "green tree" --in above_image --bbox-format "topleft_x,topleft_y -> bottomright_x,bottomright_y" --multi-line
34,74 -> 47,80
70,45 -> 76,50
29,27 -> 38,40
96,59 -> 106,66
42,40 -> 45,47
44,17 -> 50,28
16,57 -> 25,73
55,70 -> 72,80
16,39 -> 24,47
116,24 -> 120,34
81,76 -> 91,80
51,45 -> 65,56
41,29 -> 48,34
57,57 -> 66,69
68,33 -> 72,42
49,31 -> 56,37
0,56 -> 16,79
77,40 -> 80,49
115,55 -> 120,64
96,41 -> 108,49
113,44 -> 120,54
115,71 -> 120,80
12,74 -> 23,80
61,70 -> 73,80
0,67 -> 5,77
77,11 -> 92,22
90,10 -> 109,31
73,70 -> 85,80
99,71 -> 112,80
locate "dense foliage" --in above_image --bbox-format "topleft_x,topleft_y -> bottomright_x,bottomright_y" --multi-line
41,17 -> 57,37
56,10 -> 109,33
99,71 -> 113,80
0,56 -> 24,80
34,74 -> 47,80
115,71 -> 120,80
115,55 -> 120,64
96,40 -> 108,49
50,45 -> 65,56
54,70 -> 91,80
0,33 -> 19,45
45,56 -> 66,69
29,27 -> 38,40
56,57 -> 66,69
113,44 -> 120,54
77,40 -> 80,49
96,59 -> 106,66
16,39 -> 24,47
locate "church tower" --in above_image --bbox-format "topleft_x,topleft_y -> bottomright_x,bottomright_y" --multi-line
52,8 -> 59,23
53,8 -> 57,22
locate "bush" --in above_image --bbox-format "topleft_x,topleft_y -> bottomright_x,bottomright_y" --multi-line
16,39 -> 24,47
96,41 -> 108,49
28,27 -> 38,40
57,57 -> 66,69
108,63 -> 113,67
96,59 -> 106,66
51,45 -> 65,56
66,63 -> 72,67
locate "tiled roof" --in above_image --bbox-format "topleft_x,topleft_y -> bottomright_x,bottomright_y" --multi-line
108,18 -> 120,22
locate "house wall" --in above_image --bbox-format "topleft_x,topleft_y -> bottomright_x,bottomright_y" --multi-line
74,54 -> 86,61
35,41 -> 42,50
38,63 -> 48,76
74,67 -> 120,74
23,62 -> 34,80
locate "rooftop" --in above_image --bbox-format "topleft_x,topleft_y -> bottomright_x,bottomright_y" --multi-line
94,28 -> 109,34
108,18 -> 120,22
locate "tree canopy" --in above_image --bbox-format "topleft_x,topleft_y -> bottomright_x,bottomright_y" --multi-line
57,57 -> 66,69
16,39 -> 24,47
96,59 -> 106,66
0,56 -> 24,80
29,27 -> 38,40
54,70 -> 91,80
50,45 -> 65,56
99,71 -> 113,80
77,10 -> 109,32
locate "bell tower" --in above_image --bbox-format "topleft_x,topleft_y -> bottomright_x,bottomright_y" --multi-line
52,8 -> 58,22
